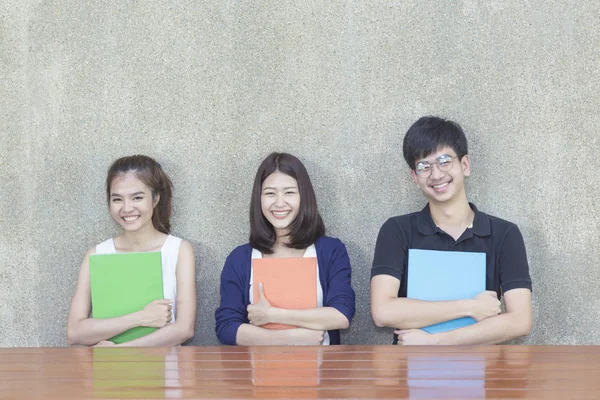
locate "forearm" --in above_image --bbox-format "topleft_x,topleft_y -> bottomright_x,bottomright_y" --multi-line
372,298 -> 472,329
119,322 -> 194,347
67,312 -> 141,346
271,307 -> 349,330
236,323 -> 295,346
436,312 -> 531,345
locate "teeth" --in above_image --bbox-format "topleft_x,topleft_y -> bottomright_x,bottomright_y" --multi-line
433,182 -> 448,189
272,211 -> 290,216
123,216 -> 139,221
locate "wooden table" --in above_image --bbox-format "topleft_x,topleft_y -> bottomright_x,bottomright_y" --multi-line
1,345 -> 598,399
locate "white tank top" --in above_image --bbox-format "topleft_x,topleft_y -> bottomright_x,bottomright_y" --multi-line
95,235 -> 181,322
249,244 -> 330,345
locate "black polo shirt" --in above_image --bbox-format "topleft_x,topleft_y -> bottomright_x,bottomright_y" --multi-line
371,203 -> 532,300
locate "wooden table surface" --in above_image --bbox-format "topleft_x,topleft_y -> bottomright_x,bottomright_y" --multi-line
1,345 -> 598,399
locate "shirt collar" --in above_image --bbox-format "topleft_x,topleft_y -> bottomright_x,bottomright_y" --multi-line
417,202 -> 491,237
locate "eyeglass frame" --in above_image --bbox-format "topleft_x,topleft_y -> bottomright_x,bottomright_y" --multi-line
414,154 -> 458,178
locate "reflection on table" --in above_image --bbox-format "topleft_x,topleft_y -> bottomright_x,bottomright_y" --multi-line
0,345 -> 598,399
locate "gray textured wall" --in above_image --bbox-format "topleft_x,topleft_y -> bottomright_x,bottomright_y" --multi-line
1,1 -> 599,347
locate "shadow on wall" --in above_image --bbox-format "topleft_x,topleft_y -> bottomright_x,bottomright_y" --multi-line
186,239 -> 222,346
340,239 -> 397,345
507,219 -> 546,345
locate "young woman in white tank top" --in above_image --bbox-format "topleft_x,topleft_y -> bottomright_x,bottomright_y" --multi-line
66,155 -> 197,347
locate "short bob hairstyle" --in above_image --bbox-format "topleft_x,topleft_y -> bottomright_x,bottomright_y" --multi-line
402,116 -> 468,170
249,152 -> 325,254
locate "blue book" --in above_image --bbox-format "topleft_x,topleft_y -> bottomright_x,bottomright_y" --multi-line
407,249 -> 486,334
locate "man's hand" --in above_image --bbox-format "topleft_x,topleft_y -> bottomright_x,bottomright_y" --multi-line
470,291 -> 502,321
394,329 -> 440,345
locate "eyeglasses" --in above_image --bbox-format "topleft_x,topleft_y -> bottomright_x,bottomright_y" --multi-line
415,154 -> 457,178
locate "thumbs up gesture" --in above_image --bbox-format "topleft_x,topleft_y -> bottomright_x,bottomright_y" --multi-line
247,282 -> 274,326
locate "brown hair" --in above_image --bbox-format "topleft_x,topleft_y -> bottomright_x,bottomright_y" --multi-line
106,155 -> 173,234
249,152 -> 325,254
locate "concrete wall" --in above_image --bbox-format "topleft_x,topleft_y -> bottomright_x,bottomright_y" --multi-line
1,1 -> 598,347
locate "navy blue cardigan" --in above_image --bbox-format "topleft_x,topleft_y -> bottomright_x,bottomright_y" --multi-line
215,236 -> 356,345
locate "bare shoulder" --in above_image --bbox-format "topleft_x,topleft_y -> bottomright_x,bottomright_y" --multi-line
79,246 -> 97,269
175,240 -> 197,284
176,240 -> 196,270
178,239 -> 195,255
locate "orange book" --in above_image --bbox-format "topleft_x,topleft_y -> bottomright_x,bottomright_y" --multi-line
251,257 -> 317,330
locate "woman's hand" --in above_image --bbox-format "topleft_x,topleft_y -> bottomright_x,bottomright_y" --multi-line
247,283 -> 275,326
289,328 -> 325,345
139,299 -> 172,328
93,340 -> 116,347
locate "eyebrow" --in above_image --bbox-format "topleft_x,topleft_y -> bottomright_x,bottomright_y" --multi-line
262,186 -> 298,191
418,154 -> 453,163
110,191 -> 146,197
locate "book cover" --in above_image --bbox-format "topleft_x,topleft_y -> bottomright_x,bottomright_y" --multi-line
251,257 -> 317,330
89,251 -> 164,344
407,249 -> 486,334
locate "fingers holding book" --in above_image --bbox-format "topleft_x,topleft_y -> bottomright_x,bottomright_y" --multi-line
470,291 -> 501,322
139,299 -> 173,328
247,282 -> 274,326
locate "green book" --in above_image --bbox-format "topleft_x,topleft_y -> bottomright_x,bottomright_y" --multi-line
89,251 -> 164,344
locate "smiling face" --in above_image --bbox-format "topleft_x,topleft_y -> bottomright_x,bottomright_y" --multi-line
410,146 -> 471,204
109,171 -> 158,233
260,171 -> 300,238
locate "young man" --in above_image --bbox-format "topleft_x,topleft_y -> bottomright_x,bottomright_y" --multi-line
370,116 -> 532,345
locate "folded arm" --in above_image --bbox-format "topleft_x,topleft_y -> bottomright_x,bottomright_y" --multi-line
370,274 -> 493,329
235,324 -> 324,346
267,307 -> 349,330
67,248 -> 144,346
433,225 -> 533,345
67,241 -> 197,347
435,288 -> 532,345
249,239 -> 355,332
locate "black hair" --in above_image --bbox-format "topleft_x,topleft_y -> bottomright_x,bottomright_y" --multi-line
402,116 -> 468,169
249,152 -> 325,254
